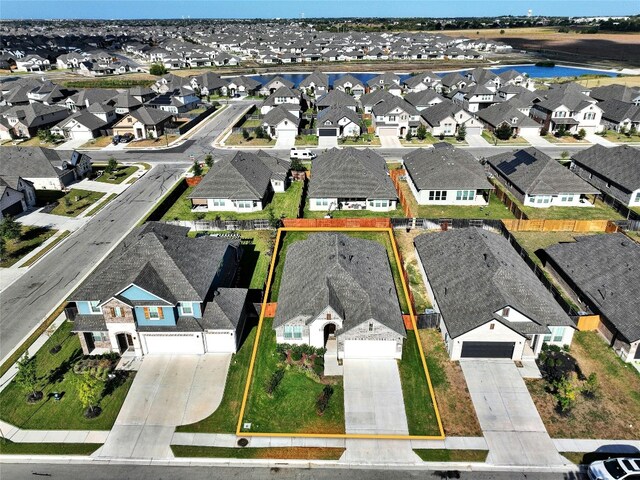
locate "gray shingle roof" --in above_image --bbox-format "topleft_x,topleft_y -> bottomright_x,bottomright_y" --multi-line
130,106 -> 173,125
420,99 -> 462,126
371,96 -> 420,117
404,90 -> 444,108
544,233 -> 640,342
316,105 -> 360,127
477,102 -> 540,129
487,148 -> 599,196
274,233 -> 405,337
571,144 -> 640,193
309,148 -> 397,200
414,228 -> 574,338
403,146 -> 492,191
262,104 -> 300,127
598,99 -> 640,123
316,89 -> 357,108
200,287 -> 248,329
1,147 -> 66,179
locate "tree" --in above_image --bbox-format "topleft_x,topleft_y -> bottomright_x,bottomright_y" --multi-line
255,126 -> 266,139
581,372 -> 600,399
405,130 -> 413,141
192,160 -> 203,177
290,158 -> 306,172
416,124 -> 427,141
628,124 -> 637,137
0,216 -> 22,241
149,63 -> 167,76
77,372 -> 102,417
495,123 -> 513,141
16,351 -> 40,401
204,154 -> 213,168
242,128 -> 250,140
576,128 -> 586,140
456,124 -> 466,141
105,157 -> 118,174
0,237 -> 5,261
554,376 -> 577,415
500,29 -> 506,34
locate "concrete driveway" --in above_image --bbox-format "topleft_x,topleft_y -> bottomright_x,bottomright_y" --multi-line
460,359 -> 567,467
466,133 -> 491,147
341,359 -> 419,463
379,135 -> 402,148
95,354 -> 231,459
520,132 -> 555,147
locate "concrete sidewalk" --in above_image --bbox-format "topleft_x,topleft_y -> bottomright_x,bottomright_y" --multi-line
585,133 -> 617,147
520,133 -> 556,147
17,210 -> 89,231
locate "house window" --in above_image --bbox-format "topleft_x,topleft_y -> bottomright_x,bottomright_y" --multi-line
635,192 -> 640,203
326,312 -> 331,320
560,195 -> 574,203
555,111 -> 567,118
237,200 -> 252,209
489,323 -> 495,330
584,112 -> 596,120
370,199 -> 388,208
212,199 -> 225,207
428,191 -> 447,201
110,307 -> 124,317
388,115 -> 396,122
368,322 -> 374,332
502,307 -> 510,317
92,332 -> 108,342
144,307 -> 162,320
455,190 -> 475,201
181,303 -> 193,315
90,301 -> 101,314
544,327 -> 565,343
284,325 -> 303,339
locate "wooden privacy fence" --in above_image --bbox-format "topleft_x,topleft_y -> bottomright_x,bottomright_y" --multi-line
490,179 -> 527,220
502,218 -> 618,233
282,218 -> 392,228
390,169 -> 414,218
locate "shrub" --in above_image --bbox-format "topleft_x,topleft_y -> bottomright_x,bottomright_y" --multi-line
291,347 -> 302,362
456,124 -> 466,141
255,126 -> 266,139
537,345 -> 578,384
581,372 -> 600,399
242,128 -> 250,140
192,160 -> 203,177
265,368 -> 285,396
628,125 -> 637,136
575,128 -> 586,140
204,154 -> 213,168
405,130 -> 413,141
276,343 -> 289,361
290,158 -> 306,171
105,157 -> 118,174
416,125 -> 427,141
554,376 -> 577,415
495,123 -> 513,141
316,385 -> 334,415
149,63 -> 167,76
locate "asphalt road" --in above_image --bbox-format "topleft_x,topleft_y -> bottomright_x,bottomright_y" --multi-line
0,164 -> 185,360
0,464 -> 586,480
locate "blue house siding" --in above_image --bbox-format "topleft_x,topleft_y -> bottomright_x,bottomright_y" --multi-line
120,284 -> 167,302
178,302 -> 202,318
77,301 -> 99,315
135,306 -> 176,327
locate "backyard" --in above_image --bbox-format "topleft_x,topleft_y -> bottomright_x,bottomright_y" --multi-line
240,318 -> 345,434
0,322 -> 134,430
394,230 -> 432,314
0,226 -> 57,268
93,165 -> 138,184
302,199 -> 405,219
236,230 -> 274,290
162,180 -> 303,221
49,189 -> 106,217
511,231 -> 602,268
526,332 -> 640,439
398,180 -> 515,220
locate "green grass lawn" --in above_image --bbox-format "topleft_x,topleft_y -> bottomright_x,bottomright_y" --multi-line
398,331 -> 441,436
21,231 -> 70,268
0,322 -> 134,430
338,134 -> 381,146
225,133 -> 275,147
400,133 -> 467,146
85,193 -> 117,217
35,190 -> 65,207
543,135 -> 589,144
240,119 -> 262,128
241,318 -> 345,434
511,231 -> 602,268
50,189 -> 106,217
162,181 -> 303,221
302,199 -> 405,219
295,134 -> 319,146
600,131 -> 640,143
0,439 -> 101,456
0,226 -> 57,268
413,449 -> 488,462
93,166 -> 138,184
171,445 -> 345,459
481,130 -> 530,145
236,230 -> 274,290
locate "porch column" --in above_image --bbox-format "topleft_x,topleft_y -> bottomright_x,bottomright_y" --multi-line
534,334 -> 544,357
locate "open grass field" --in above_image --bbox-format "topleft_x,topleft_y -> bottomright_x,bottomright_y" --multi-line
0,226 -> 57,268
171,445 -> 345,459
0,322 -> 134,430
526,332 -> 640,439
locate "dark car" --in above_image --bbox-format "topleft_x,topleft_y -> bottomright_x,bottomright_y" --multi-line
119,133 -> 134,143
111,135 -> 121,145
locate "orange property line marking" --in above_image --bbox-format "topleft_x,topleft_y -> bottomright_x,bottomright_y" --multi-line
235,227 -> 445,440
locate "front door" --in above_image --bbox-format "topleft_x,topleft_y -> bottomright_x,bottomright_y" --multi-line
116,333 -> 134,354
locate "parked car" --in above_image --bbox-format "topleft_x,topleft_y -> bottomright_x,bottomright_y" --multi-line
290,147 -> 316,160
119,133 -> 134,143
588,458 -> 640,479
111,135 -> 121,145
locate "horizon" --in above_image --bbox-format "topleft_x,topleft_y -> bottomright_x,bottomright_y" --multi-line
1,1 -> 639,21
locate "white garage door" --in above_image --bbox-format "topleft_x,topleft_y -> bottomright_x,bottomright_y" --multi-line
465,125 -> 483,135
343,340 -> 398,359
142,333 -> 204,355
378,127 -> 398,137
205,331 -> 236,353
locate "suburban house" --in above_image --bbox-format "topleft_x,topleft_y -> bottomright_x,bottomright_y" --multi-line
69,222 -> 249,356
333,74 -> 366,98
414,228 -> 575,360
420,99 -> 483,136
476,102 -> 541,137
51,102 -> 118,141
0,176 -> 36,217
260,86 -> 301,116
359,89 -> 396,114
111,107 -> 174,140
190,72 -> 229,97
404,90 -> 445,111
15,54 -> 50,72
308,148 -> 397,213
487,148 -> 599,208
570,145 -> 640,208
224,76 -> 261,97
261,105 -> 300,142
530,84 -> 603,135
403,145 -> 493,205
597,99 -> 640,132
316,106 -> 361,147
371,96 -> 422,137
1,148 -> 92,190
544,234 -> 639,362
402,71 -> 441,93
189,150 -> 289,213
315,90 -> 358,112
451,85 -> 496,112
298,70 -> 329,97
273,233 -> 406,360
2,103 -> 69,138
590,84 -> 640,105
145,87 -> 199,114
112,92 -> 143,115
366,72 -> 402,96
258,76 -> 295,96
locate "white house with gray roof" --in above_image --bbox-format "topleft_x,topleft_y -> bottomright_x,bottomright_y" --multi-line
415,228 -> 575,360
403,145 -> 492,206
274,233 -> 406,361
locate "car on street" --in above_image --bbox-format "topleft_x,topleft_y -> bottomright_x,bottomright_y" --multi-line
290,147 -> 316,160
588,458 -> 640,480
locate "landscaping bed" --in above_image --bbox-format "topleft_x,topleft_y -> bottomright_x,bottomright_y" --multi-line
400,133 -> 467,146
0,226 -> 57,268
0,322 -> 134,430
171,445 -> 345,460
49,189 -> 106,217
302,199 -> 405,219
525,332 -> 640,439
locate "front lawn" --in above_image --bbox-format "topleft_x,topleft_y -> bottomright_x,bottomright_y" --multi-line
398,331 -> 442,436
295,134 -> 319,146
0,226 -> 57,268
224,133 -> 275,147
420,329 -> 483,437
0,439 -> 101,456
0,322 -> 134,430
302,199 -> 405,219
398,180 -> 515,220
599,130 -> 640,143
2,137 -> 62,148
240,118 -> 262,128
413,449 -> 488,462
543,135 -> 589,144
49,189 -> 106,217
400,133 -> 467,146
338,134 -> 381,146
162,180 -> 303,221
126,134 -> 179,148
80,136 -> 113,149
171,445 -> 345,460
481,130 -> 530,146
526,332 -> 640,439
93,165 -> 138,184
241,318 -> 345,434
177,323 -> 257,433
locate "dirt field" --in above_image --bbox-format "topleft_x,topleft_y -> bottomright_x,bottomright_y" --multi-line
444,27 -> 640,67
577,76 -> 640,88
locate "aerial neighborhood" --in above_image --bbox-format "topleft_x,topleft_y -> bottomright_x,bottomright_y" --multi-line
0,14 -> 639,477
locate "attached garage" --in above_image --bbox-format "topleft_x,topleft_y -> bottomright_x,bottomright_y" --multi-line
204,331 -> 236,353
343,339 -> 399,359
141,333 -> 205,354
465,125 -> 483,135
377,126 -> 398,137
318,127 -> 338,148
460,341 -> 515,359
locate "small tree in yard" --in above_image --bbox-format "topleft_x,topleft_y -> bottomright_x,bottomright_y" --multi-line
316,385 -> 334,415
554,376 -> 577,415
16,352 -> 42,403
416,124 -> 427,141
0,216 -> 22,242
267,208 -> 281,229
456,124 -> 466,141
192,160 -> 203,177
204,154 -> 213,168
405,130 -> 413,141
77,372 -> 103,418
265,368 -> 285,397
255,126 -> 266,139
495,123 -> 513,141
581,372 -> 600,399
290,158 -> 306,172
105,157 -> 118,174
149,63 -> 167,76
242,128 -> 250,140
628,124 -> 637,137
576,128 -> 586,140
560,150 -> 570,161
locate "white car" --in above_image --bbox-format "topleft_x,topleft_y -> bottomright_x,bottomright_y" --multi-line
588,458 -> 640,480
290,148 -> 316,160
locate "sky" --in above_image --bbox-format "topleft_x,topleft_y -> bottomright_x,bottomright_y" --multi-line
0,0 -> 638,20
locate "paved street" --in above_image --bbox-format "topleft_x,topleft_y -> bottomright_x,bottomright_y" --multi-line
0,164 -> 185,361
460,360 -> 566,467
